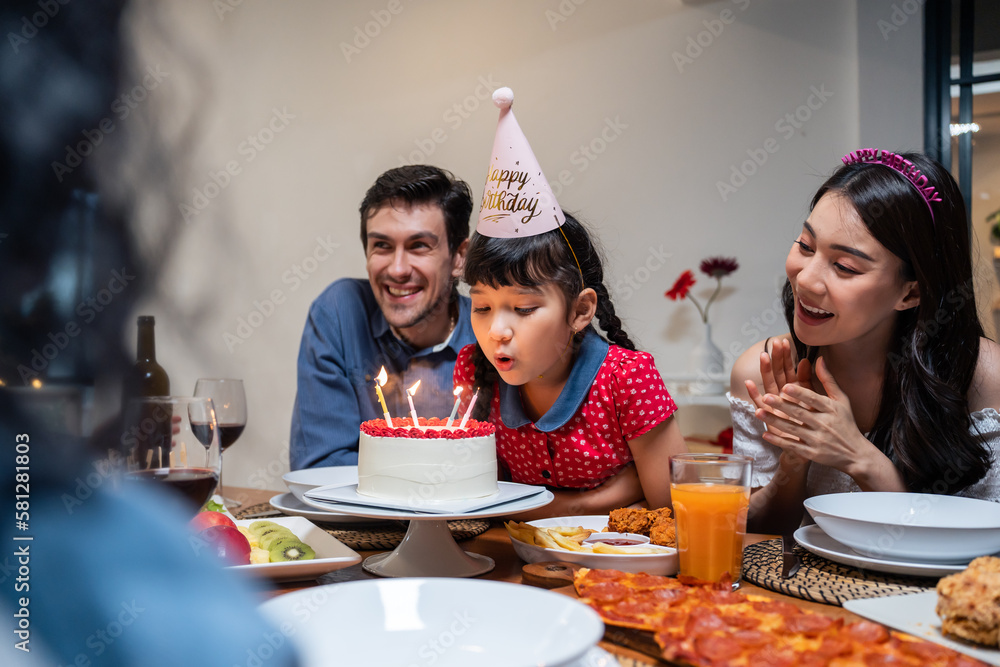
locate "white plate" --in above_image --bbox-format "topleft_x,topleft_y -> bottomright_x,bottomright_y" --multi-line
300,485 -> 554,520
259,578 -> 603,667
804,492 -> 1000,563
510,515 -> 679,576
305,481 -> 545,515
282,465 -> 358,502
228,516 -> 360,581
268,492 -> 385,525
844,592 -> 1000,666
576,646 -> 620,666
794,525 -> 972,577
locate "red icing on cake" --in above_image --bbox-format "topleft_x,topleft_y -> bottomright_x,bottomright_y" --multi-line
360,417 -> 495,439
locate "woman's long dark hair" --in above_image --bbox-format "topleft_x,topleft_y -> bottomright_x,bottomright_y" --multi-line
782,152 -> 990,494
463,212 -> 633,420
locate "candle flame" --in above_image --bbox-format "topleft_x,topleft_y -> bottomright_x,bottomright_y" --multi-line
30,378 -> 43,389
453,386 -> 463,397
375,366 -> 388,387
407,379 -> 421,396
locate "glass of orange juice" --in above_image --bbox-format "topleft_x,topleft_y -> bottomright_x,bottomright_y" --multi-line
669,453 -> 752,589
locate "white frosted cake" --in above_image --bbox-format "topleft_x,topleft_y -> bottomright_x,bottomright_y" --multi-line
357,417 -> 498,502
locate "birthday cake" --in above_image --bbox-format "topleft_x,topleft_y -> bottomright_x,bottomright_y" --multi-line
357,418 -> 498,503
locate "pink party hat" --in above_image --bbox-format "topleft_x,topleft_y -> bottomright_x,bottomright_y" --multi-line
477,88 -> 565,237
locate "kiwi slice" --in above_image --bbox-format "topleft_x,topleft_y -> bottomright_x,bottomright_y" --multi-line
268,538 -> 315,562
258,527 -> 295,549
248,520 -> 280,535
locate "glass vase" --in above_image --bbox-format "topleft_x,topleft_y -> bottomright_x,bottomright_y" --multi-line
689,322 -> 726,395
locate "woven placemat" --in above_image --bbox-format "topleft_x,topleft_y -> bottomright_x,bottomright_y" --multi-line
742,538 -> 937,606
233,502 -> 490,551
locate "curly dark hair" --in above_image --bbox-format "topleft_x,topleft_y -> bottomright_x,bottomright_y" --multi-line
783,152 -> 990,494
462,212 -> 634,420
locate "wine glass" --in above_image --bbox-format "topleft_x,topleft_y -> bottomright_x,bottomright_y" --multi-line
194,378 -> 247,508
120,396 -> 221,513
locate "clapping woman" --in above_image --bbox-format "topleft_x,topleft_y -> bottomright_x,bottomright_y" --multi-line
729,150 -> 1000,534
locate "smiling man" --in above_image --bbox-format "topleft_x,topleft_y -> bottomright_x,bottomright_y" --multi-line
290,166 -> 475,468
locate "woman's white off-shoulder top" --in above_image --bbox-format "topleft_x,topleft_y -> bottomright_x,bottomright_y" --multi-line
728,393 -> 1000,501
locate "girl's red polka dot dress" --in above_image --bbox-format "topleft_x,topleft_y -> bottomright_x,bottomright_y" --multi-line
453,332 -> 676,489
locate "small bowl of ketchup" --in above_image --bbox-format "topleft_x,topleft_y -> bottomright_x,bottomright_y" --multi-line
583,532 -> 650,548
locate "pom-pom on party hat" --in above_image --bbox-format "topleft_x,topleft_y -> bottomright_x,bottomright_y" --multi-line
477,88 -> 565,238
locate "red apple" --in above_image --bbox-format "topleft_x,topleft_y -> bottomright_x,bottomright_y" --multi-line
189,510 -> 236,533
197,525 -> 251,565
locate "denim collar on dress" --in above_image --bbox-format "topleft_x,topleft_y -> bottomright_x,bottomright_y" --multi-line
499,328 -> 609,432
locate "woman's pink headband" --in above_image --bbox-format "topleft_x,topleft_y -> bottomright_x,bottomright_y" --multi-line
842,149 -> 943,223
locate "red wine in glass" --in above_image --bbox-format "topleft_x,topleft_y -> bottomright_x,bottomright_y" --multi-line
120,396 -> 220,515
190,421 -> 216,448
218,423 -> 246,452
194,379 -> 247,508
126,467 -> 219,508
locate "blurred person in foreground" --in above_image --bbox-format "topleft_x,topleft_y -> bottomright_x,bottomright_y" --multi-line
729,149 -> 1000,535
289,165 -> 477,469
0,1 -> 297,664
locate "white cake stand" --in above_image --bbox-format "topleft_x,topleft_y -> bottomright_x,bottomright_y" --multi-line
301,487 -> 553,578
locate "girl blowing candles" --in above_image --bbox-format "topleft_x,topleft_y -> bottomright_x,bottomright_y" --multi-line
730,150 -> 1000,534
453,88 -> 686,518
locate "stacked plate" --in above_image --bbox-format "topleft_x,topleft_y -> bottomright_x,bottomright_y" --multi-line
795,492 -> 1000,577
274,466 -> 378,524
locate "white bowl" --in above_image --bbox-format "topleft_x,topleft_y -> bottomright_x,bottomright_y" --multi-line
803,492 -> 1000,563
509,515 -> 678,575
282,465 -> 357,502
259,578 -> 603,667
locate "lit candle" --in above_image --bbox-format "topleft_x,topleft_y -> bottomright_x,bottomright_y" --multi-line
406,380 -> 421,427
374,366 -> 393,428
458,388 -> 479,429
446,386 -> 463,427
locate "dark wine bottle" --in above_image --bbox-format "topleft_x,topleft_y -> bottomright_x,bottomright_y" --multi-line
122,316 -> 171,467
124,315 -> 170,399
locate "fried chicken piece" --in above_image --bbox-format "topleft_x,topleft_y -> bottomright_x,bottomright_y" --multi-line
608,508 -> 653,535
649,515 -> 676,548
607,507 -> 676,547
936,555 -> 1000,647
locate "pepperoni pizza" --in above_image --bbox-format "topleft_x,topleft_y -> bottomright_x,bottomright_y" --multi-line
573,568 -> 986,666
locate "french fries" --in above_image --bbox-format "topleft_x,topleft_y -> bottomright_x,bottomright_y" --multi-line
590,542 -> 664,555
504,521 -> 669,555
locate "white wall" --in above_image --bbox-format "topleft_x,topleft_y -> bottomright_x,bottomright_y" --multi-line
856,0 -> 923,150
115,0 -> 923,490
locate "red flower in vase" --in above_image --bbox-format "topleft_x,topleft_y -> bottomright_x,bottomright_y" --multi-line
699,256 -> 739,279
667,257 -> 738,324
665,270 -> 696,301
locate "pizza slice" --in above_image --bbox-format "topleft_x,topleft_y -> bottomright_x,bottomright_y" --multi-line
573,568 -> 988,667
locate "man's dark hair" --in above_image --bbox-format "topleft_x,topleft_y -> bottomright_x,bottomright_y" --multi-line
358,165 -> 473,255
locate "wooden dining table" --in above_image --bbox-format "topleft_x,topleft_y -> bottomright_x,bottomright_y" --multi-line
227,485 -> 865,666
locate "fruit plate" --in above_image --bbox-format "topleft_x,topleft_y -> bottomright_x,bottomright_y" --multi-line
229,516 -> 360,581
